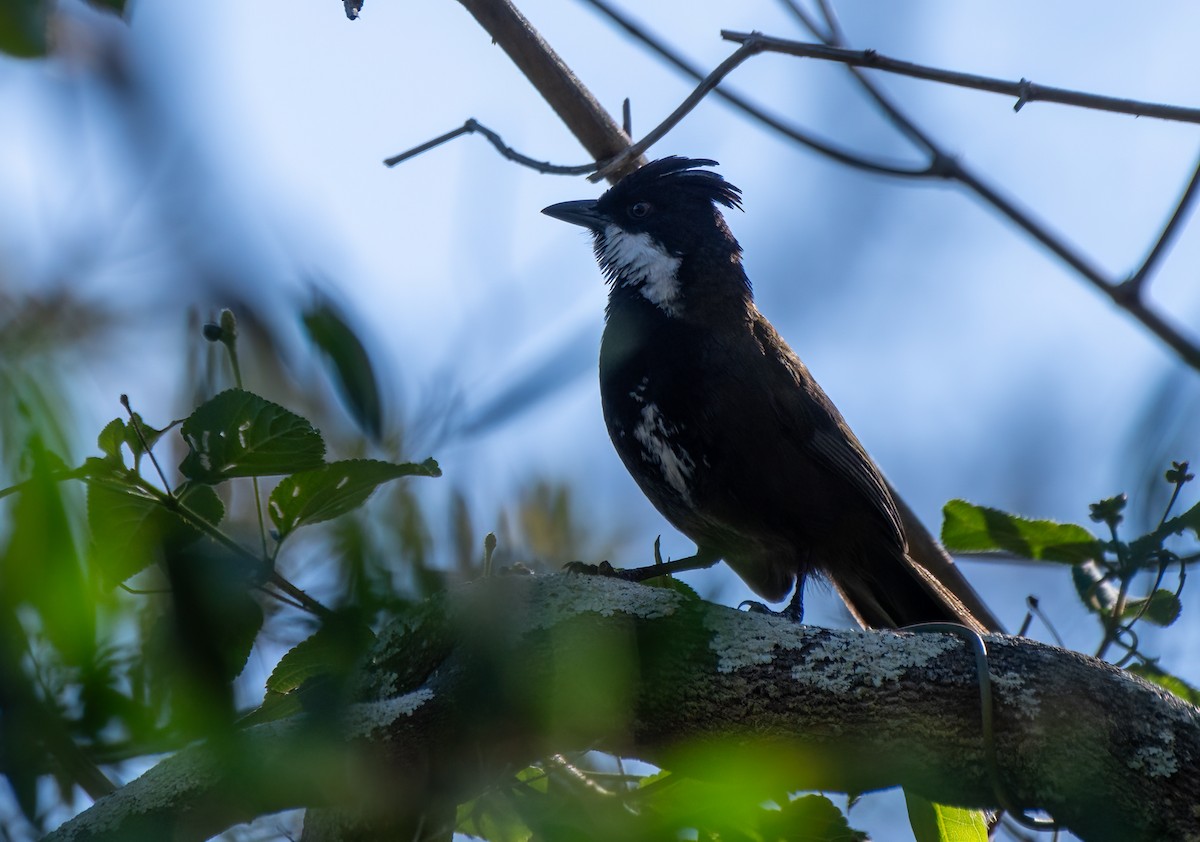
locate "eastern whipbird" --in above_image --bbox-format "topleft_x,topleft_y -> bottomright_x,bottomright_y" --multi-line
543,157 -> 997,632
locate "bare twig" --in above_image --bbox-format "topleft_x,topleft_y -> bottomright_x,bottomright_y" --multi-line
1122,153 -> 1200,296
384,119 -> 595,174
763,2 -> 1200,372
581,0 -> 926,178
721,30 -> 1200,125
590,39 -> 767,182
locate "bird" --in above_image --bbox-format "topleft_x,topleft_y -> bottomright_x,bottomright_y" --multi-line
542,156 -> 998,633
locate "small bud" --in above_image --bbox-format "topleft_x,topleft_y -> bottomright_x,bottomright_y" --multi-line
219,308 -> 237,340
1166,460 -> 1194,485
1088,494 -> 1127,529
202,323 -> 223,342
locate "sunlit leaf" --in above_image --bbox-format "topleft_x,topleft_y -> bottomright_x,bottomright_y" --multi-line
303,299 -> 383,440
941,500 -> 1101,563
268,458 -> 440,540
179,389 -> 325,483
905,790 -> 988,842
88,481 -> 224,584
1128,663 -> 1200,705
4,440 -> 93,663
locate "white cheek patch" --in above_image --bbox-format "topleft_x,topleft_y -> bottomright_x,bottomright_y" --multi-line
633,402 -> 696,504
597,225 -> 683,315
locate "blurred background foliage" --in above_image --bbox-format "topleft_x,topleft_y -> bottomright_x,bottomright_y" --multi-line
3,0 -> 1200,840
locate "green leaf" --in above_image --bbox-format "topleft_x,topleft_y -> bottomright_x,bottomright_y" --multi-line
303,299 -> 383,439
941,500 -> 1102,563
268,457 -> 440,540
1128,663 -> 1200,705
123,412 -> 173,460
4,440 -> 93,663
1121,589 -> 1182,627
87,481 -> 224,584
85,0 -> 126,12
265,611 -> 375,695
905,791 -> 988,842
1168,500 -> 1200,539
766,794 -> 867,841
0,0 -> 47,58
97,418 -> 126,462
179,389 -> 325,483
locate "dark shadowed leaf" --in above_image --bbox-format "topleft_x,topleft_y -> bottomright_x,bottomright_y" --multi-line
265,611 -> 375,695
268,458 -> 440,540
97,418 -> 125,462
88,481 -> 224,584
179,389 -> 325,482
941,500 -> 1101,563
85,0 -> 126,12
303,299 -> 383,440
0,0 -> 47,58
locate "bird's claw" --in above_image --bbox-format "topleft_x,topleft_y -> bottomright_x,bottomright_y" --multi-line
563,560 -> 618,576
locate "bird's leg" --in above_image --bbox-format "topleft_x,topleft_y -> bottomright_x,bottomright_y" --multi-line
738,583 -> 805,623
563,542 -> 720,583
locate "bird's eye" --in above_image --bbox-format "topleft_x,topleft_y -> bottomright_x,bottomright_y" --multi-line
629,201 -> 652,219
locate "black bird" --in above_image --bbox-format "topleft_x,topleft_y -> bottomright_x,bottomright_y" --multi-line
543,156 -> 998,632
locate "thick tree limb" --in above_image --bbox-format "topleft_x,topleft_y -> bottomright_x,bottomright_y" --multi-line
45,575 -> 1200,842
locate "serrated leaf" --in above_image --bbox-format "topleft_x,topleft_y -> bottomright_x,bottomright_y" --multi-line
942,500 -> 1101,563
265,611 -> 375,695
1168,500 -> 1200,538
97,418 -> 125,462
179,389 -> 325,483
767,794 -> 867,841
905,791 -> 988,842
123,412 -> 173,459
303,299 -> 383,440
1128,663 -> 1200,705
88,481 -> 224,584
268,457 -> 440,540
1121,589 -> 1182,627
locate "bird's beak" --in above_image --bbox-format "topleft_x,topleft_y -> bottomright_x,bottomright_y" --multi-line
541,199 -> 607,232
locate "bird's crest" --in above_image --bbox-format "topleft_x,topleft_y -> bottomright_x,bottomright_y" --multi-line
612,157 -> 743,211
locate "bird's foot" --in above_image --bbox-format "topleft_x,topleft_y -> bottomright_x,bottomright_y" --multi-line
563,560 -> 626,578
738,588 -> 805,623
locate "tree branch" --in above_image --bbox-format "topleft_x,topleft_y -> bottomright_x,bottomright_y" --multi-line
454,0 -> 641,181
46,576 -> 1200,842
720,31 -> 1200,125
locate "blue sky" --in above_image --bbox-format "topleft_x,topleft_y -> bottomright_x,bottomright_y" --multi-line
4,3 -> 1200,835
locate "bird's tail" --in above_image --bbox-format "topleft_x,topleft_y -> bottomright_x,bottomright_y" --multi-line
837,482 -> 1003,634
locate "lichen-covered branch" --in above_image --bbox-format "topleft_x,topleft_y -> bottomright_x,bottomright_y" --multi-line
45,576 -> 1200,842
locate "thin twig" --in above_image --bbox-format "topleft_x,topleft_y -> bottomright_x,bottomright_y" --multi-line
1122,153 -> 1200,296
581,0 -> 926,178
721,31 -> 1200,125
762,4 -> 1200,372
384,119 -> 596,174
590,39 -> 767,182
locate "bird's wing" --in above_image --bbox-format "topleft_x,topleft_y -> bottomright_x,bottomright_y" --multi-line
748,310 -> 906,554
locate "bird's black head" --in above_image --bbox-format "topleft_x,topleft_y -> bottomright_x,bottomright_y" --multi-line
542,157 -> 747,317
